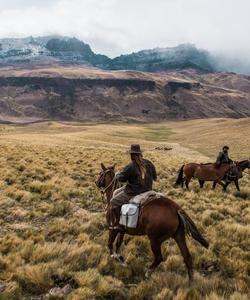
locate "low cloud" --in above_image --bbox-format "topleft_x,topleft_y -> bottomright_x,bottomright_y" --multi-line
0,0 -> 249,59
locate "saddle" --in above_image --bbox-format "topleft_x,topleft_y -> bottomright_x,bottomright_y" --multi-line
119,191 -> 164,228
130,190 -> 164,205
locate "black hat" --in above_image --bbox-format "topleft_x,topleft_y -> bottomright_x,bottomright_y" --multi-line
223,145 -> 229,150
128,144 -> 143,154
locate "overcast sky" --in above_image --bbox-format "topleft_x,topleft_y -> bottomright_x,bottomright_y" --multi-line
0,0 -> 249,58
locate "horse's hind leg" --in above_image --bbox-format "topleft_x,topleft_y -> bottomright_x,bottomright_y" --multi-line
212,182 -> 216,189
174,227 -> 193,284
185,178 -> 190,190
199,180 -> 205,188
217,180 -> 226,191
147,237 -> 163,276
181,176 -> 186,188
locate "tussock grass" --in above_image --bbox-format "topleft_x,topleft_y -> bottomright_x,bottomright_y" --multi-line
0,121 -> 249,299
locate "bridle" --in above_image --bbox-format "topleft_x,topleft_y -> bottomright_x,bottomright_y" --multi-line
227,160 -> 250,179
226,162 -> 241,180
238,159 -> 250,176
97,169 -> 118,198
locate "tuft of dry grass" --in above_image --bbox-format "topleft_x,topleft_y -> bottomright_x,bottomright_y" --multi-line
0,120 -> 249,299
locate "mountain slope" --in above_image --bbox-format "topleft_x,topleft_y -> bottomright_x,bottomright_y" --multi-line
106,44 -> 214,72
0,36 -> 214,72
0,65 -> 250,123
2,35 -> 250,74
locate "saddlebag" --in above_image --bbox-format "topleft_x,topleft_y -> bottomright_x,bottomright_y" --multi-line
119,203 -> 140,228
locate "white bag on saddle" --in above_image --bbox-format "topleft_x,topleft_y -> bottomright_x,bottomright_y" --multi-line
119,191 -> 164,228
119,203 -> 140,228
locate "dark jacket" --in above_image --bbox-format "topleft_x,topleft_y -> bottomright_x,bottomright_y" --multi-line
216,151 -> 232,164
116,159 -> 157,196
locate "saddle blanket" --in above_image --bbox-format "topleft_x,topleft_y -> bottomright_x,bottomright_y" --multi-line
119,191 -> 164,228
130,190 -> 164,205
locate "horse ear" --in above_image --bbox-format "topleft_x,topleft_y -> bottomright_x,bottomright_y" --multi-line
111,163 -> 116,170
101,163 -> 106,171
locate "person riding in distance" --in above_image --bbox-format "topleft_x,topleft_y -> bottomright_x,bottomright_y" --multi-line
216,145 -> 233,167
110,144 -> 157,228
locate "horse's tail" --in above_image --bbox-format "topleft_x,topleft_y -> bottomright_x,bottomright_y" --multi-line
174,165 -> 185,187
177,211 -> 209,249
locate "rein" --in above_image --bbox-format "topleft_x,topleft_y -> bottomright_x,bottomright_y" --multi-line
226,160 -> 250,180
238,159 -> 250,175
101,175 -> 116,195
97,169 -> 119,205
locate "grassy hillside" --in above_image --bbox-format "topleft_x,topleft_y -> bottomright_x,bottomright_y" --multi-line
0,120 -> 249,299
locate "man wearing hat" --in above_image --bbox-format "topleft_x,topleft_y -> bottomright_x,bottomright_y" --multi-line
215,145 -> 233,167
110,144 -> 157,227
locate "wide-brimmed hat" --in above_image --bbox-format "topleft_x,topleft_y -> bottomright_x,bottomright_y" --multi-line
128,144 -> 143,154
223,145 -> 229,150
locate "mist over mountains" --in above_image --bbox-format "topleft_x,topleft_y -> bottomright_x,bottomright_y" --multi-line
0,35 -> 249,75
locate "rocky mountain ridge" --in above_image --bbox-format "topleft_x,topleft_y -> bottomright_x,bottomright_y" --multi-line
0,35 -> 217,72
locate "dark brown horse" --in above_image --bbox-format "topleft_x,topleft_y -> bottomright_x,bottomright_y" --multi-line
175,162 -> 240,191
96,163 -> 209,282
212,159 -> 249,191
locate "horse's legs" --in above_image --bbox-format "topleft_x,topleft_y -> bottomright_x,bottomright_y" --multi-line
216,179 -> 226,191
212,181 -> 216,189
116,232 -> 125,253
174,228 -> 193,284
181,176 -> 186,188
108,229 -> 119,255
181,178 -> 184,188
223,181 -> 231,191
148,237 -> 163,272
234,179 -> 240,191
199,180 -> 205,188
185,177 -> 191,190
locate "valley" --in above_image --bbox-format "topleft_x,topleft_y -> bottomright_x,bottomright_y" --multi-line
0,119 -> 249,299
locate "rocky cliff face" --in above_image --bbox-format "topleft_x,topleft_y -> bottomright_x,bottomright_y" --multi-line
0,66 -> 250,123
45,37 -> 111,67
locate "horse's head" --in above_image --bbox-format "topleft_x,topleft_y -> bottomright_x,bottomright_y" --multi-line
236,159 -> 250,172
95,163 -> 116,192
247,159 -> 250,169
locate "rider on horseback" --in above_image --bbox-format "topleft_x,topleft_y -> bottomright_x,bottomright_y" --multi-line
110,144 -> 157,228
216,145 -> 232,167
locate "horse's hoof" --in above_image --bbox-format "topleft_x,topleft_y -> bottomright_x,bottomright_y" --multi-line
145,269 -> 153,278
111,254 -> 126,266
111,253 -> 118,259
118,255 -> 125,263
117,254 -> 126,265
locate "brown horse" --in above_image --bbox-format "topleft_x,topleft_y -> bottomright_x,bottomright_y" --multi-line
96,163 -> 209,283
175,162 -> 239,191
212,160 -> 248,191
